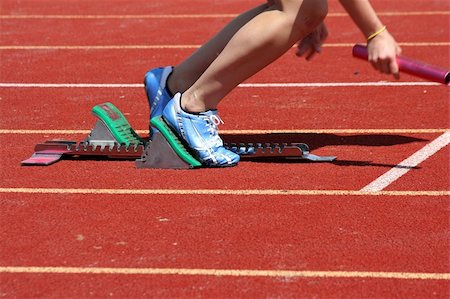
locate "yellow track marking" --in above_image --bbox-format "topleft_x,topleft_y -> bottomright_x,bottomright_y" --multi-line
0,266 -> 448,280
0,14 -> 237,19
221,129 -> 450,135
0,11 -> 448,19
0,45 -> 200,50
0,188 -> 448,197
0,42 -> 448,50
0,129 -> 91,134
0,129 -> 448,135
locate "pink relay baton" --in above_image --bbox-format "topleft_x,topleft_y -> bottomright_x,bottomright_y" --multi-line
352,44 -> 450,85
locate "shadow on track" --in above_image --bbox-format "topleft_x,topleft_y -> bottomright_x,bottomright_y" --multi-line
222,133 -> 427,168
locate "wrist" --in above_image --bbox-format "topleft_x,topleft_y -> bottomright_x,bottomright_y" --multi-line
367,25 -> 387,41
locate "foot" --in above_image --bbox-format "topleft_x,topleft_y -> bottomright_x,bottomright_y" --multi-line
162,93 -> 240,167
144,66 -> 173,136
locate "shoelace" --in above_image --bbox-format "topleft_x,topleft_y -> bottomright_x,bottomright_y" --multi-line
202,114 -> 224,145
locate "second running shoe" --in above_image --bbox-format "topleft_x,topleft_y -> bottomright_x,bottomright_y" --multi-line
144,66 -> 173,136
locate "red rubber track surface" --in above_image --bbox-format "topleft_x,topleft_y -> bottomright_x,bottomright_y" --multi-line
1,86 -> 448,130
1,133 -> 448,191
0,0 -> 448,14
1,0 -> 449,298
1,194 -> 449,298
1,16 -> 449,46
1,46 -> 449,85
2,275 -> 448,298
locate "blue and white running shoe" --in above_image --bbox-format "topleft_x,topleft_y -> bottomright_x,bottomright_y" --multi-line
162,93 -> 240,167
144,66 -> 173,135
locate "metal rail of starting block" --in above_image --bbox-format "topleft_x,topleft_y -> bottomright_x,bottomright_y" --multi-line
21,120 -> 146,166
223,142 -> 333,162
21,102 -> 336,168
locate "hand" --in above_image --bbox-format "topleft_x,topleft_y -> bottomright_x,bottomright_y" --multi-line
296,22 -> 328,61
367,30 -> 402,78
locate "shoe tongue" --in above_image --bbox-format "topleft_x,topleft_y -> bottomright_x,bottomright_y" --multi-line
199,109 -> 216,117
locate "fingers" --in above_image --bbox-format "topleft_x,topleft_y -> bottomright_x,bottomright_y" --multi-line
396,44 -> 402,55
308,41 -> 322,60
366,30 -> 402,79
389,58 -> 400,79
296,38 -> 310,57
298,42 -> 320,61
305,47 -> 318,60
319,23 -> 329,41
296,32 -> 322,60
369,52 -> 400,78
296,22 -> 328,60
296,37 -> 316,59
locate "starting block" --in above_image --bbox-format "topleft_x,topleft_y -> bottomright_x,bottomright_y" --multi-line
21,102 -> 336,168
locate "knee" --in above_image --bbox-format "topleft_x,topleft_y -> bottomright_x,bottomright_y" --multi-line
311,0 -> 328,19
281,0 -> 327,39
298,0 -> 328,28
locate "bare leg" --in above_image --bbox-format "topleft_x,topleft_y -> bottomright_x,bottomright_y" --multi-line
168,3 -> 270,94
180,0 -> 328,112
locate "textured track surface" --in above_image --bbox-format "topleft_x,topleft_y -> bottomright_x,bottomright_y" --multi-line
1,0 -> 449,298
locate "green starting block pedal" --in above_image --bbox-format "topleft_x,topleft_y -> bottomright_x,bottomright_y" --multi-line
135,116 -> 202,169
91,102 -> 144,147
90,103 -> 201,169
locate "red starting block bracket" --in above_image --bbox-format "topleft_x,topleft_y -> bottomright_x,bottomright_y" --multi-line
21,131 -> 145,166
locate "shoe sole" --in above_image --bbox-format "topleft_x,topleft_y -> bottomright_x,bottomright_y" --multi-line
150,116 -> 202,168
151,116 -> 239,168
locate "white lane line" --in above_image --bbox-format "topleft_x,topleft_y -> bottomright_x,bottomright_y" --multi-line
0,82 -> 441,88
1,266 -> 449,280
0,188 -> 449,197
1,128 -> 448,135
361,132 -> 450,192
0,83 -> 143,88
238,82 -> 441,87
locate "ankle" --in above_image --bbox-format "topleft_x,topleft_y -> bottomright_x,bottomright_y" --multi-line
180,93 -> 209,113
167,68 -> 188,97
165,72 -> 176,98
